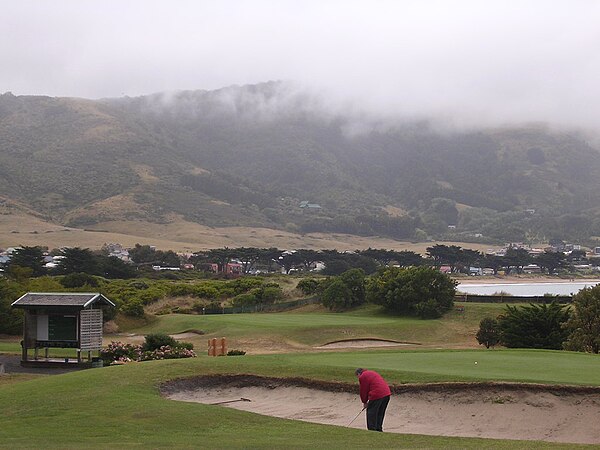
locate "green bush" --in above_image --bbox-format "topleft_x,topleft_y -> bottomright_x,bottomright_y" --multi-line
168,284 -> 197,297
498,302 -> 570,349
321,279 -> 353,312
366,266 -> 456,318
60,272 -> 99,288
232,293 -> 258,307
120,300 -> 145,317
229,277 -> 264,295
227,349 -> 246,356
193,284 -> 219,299
256,286 -> 283,304
297,278 -> 320,295
476,317 -> 501,349
414,299 -> 444,319
143,333 -> 178,351
137,287 -> 166,305
205,301 -> 223,313
564,285 -> 600,353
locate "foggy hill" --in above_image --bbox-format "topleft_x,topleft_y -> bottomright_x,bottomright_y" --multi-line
1,81 -> 600,244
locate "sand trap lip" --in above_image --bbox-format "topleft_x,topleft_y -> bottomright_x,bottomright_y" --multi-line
316,338 -> 417,349
113,330 -> 204,340
162,375 -> 600,445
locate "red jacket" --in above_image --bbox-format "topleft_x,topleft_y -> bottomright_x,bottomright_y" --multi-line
359,370 -> 391,403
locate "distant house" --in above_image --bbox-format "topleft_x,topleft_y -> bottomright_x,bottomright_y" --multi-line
299,201 -> 321,209
103,243 -> 131,262
523,264 -> 542,274
204,262 -> 242,276
152,265 -> 180,271
439,265 -> 452,274
469,267 -> 483,276
224,263 -> 242,276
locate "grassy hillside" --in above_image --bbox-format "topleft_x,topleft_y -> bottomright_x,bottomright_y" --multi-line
2,84 -> 600,243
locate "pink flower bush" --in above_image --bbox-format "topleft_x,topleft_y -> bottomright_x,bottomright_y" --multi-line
101,341 -> 196,365
141,345 -> 196,361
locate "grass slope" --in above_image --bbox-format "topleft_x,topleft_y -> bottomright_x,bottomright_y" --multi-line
1,350 -> 598,449
131,303 -> 511,349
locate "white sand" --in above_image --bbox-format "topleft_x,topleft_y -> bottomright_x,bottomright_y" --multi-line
166,385 -> 600,444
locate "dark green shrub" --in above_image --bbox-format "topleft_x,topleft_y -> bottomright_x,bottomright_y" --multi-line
128,280 -> 149,290
232,293 -> 258,307
193,284 -> 219,299
564,285 -> 600,353
321,279 -> 353,311
137,287 -> 165,305
414,299 -> 444,319
498,302 -> 570,349
297,278 -> 320,295
60,272 -> 98,288
205,301 -> 223,313
229,277 -> 264,295
366,266 -> 456,317
160,271 -> 180,280
256,286 -> 283,304
227,349 -> 246,356
169,284 -> 196,297
120,300 -> 145,317
143,333 -> 177,351
476,317 -> 501,348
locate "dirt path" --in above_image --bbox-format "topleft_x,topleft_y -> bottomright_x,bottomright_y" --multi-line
162,376 -> 600,445
0,355 -> 80,375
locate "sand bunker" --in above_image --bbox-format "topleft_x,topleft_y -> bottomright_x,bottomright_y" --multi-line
162,376 -> 600,445
316,339 -> 413,349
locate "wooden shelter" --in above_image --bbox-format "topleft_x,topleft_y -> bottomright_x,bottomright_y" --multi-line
11,292 -> 115,368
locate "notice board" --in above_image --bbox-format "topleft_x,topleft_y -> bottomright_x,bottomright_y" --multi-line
48,315 -> 77,341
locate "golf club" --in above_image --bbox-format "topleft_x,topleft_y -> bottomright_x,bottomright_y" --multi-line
210,397 -> 252,405
347,406 -> 366,427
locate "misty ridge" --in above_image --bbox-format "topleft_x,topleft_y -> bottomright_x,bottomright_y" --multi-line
2,80 -> 600,245
101,80 -> 600,142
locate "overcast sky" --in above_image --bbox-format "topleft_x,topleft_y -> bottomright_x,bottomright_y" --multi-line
3,1 -> 600,129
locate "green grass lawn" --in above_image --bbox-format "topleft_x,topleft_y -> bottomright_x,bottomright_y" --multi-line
0,341 -> 20,354
1,349 -> 598,449
2,304 -> 597,448
131,302 -> 513,348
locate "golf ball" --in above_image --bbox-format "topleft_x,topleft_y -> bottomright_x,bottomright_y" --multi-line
475,362 -> 478,365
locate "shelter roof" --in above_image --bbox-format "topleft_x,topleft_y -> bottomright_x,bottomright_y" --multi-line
11,292 -> 115,309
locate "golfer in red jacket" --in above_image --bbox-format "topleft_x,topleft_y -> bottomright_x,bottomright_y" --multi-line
355,368 -> 391,432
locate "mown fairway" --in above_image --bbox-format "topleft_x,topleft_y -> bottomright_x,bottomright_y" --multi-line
130,302 -> 513,350
2,304 -> 599,448
2,350 -> 599,449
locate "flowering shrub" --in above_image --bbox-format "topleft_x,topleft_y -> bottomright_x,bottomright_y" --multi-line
140,345 -> 196,360
100,342 -> 143,365
100,341 -> 196,365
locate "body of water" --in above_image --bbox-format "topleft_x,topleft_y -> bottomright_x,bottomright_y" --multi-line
457,281 -> 600,297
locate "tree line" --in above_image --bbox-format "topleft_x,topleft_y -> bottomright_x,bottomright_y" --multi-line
476,285 -> 600,354
2,244 -> 596,282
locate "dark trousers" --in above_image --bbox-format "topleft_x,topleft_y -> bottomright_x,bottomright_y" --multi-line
366,395 -> 390,432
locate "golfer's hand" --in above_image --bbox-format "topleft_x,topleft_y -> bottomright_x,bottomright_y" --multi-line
363,402 -> 368,409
